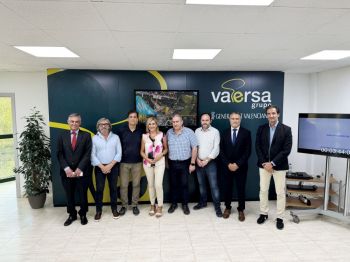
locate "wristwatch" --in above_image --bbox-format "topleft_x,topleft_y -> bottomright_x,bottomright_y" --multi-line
190,163 -> 195,166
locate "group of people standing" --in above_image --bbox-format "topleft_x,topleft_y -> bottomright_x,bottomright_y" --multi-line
57,105 -> 292,230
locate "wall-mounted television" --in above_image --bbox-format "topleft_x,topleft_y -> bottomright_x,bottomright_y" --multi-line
298,113 -> 350,158
135,90 -> 198,127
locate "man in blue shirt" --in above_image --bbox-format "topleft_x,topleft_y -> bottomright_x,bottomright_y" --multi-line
91,117 -> 122,221
117,111 -> 144,215
167,114 -> 198,215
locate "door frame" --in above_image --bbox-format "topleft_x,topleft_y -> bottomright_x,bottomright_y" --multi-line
0,93 -> 20,197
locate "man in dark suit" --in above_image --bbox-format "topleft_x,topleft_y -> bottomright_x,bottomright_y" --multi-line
57,113 -> 92,226
220,112 -> 251,221
256,105 -> 292,230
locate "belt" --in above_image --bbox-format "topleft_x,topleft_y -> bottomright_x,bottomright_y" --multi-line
169,159 -> 190,163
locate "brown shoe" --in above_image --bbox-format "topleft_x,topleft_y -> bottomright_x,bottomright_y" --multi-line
238,211 -> 245,222
223,208 -> 231,219
155,206 -> 163,218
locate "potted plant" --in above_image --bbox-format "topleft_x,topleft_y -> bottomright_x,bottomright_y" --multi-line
14,107 -> 51,209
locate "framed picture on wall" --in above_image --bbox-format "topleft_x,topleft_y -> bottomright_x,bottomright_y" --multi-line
135,90 -> 198,127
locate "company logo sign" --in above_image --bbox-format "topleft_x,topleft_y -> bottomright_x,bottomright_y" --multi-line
211,78 -> 271,109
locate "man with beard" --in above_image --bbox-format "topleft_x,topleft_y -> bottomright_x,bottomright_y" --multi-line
91,117 -> 122,221
193,113 -> 222,217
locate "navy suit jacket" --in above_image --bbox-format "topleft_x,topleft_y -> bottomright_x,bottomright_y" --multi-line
220,126 -> 252,173
255,122 -> 292,170
57,129 -> 92,177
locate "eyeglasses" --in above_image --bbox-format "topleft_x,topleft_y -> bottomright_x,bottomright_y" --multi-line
99,123 -> 109,126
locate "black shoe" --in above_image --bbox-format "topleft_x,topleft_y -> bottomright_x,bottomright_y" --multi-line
182,204 -> 190,215
168,204 -> 178,214
193,203 -> 207,210
276,218 -> 284,230
80,215 -> 88,225
133,206 -> 140,216
215,208 -> 223,218
94,212 -> 102,221
257,214 -> 268,224
112,210 -> 120,219
119,207 -> 126,216
64,215 -> 77,226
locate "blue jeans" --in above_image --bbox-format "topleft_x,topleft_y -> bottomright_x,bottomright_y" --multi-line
196,161 -> 220,209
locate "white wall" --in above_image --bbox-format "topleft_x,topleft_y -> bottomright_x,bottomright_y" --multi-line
283,73 -> 315,174
0,71 -> 48,196
310,67 -> 350,209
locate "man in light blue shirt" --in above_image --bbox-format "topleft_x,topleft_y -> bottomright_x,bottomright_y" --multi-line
167,114 -> 198,215
91,117 -> 122,221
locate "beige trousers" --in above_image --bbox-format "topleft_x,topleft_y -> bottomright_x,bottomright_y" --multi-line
119,163 -> 142,207
143,163 -> 165,207
259,168 -> 286,219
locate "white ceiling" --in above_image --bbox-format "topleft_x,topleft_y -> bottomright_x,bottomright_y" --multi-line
1,0 -> 350,73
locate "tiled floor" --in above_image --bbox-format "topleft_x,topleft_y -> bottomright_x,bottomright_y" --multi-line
1,181 -> 350,262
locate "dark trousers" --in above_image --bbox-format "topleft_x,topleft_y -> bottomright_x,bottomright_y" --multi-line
95,164 -> 119,212
196,161 -> 220,209
61,175 -> 88,217
169,159 -> 190,205
224,168 -> 247,211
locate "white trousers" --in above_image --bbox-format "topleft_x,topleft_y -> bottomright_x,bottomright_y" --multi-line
143,164 -> 165,206
259,168 -> 286,219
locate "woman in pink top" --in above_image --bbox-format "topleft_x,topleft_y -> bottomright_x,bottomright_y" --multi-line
140,116 -> 168,217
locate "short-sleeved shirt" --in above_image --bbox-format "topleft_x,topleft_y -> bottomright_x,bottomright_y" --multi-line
167,127 -> 198,161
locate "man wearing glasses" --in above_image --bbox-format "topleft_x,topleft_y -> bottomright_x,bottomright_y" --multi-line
91,118 -> 122,221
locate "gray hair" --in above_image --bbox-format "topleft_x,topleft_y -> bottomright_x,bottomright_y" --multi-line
96,117 -> 112,131
172,114 -> 183,121
67,113 -> 81,123
229,112 -> 241,118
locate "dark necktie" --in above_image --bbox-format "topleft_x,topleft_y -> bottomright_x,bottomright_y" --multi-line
232,128 -> 237,145
71,131 -> 77,150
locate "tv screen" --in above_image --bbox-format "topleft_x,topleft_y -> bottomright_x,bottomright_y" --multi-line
135,90 -> 198,127
298,113 -> 350,158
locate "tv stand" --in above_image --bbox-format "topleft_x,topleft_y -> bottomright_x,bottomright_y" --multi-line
289,156 -> 350,223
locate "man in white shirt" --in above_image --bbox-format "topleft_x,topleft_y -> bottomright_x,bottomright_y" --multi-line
194,113 -> 222,217
91,118 -> 122,221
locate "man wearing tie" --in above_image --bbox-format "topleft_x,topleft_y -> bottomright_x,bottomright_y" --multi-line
220,112 -> 251,221
57,113 -> 92,226
255,105 -> 292,230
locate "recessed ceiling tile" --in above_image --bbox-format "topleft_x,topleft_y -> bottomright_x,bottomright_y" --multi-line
114,31 -> 176,49
45,30 -> 118,48
94,2 -> 184,32
2,0 -> 106,30
247,7 -> 347,34
178,5 -> 266,34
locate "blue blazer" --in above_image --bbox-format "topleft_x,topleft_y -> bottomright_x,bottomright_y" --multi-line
255,122 -> 292,170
